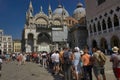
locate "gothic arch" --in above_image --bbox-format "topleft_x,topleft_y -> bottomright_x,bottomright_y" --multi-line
100,38 -> 108,49
92,39 -> 98,48
107,17 -> 112,28
89,24 -> 92,33
111,36 -> 120,48
102,19 -> 106,30
97,21 -> 101,31
113,14 -> 119,27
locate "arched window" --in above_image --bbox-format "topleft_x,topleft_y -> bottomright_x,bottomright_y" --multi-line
93,23 -> 96,32
102,19 -> 106,30
89,25 -> 92,33
114,14 -> 119,27
98,21 -> 101,31
107,17 -> 112,28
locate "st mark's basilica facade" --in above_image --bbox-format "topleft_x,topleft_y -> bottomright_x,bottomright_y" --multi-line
22,1 -> 86,52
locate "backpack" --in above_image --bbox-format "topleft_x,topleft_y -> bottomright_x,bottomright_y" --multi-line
98,51 -> 107,66
63,51 -> 72,65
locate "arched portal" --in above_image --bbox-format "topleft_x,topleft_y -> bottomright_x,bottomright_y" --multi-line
37,32 -> 51,52
92,40 -> 98,48
37,32 -> 51,44
100,38 -> 108,49
27,33 -> 34,52
111,36 -> 120,48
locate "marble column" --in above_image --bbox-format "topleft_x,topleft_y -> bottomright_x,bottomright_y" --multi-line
34,39 -> 37,52
95,23 -> 98,35
87,26 -> 91,36
100,21 -> 103,34
91,25 -> 94,36
111,18 -> 115,31
105,20 -> 109,33
25,39 -> 28,52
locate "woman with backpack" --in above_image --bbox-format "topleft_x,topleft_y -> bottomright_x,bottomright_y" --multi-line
92,47 -> 106,80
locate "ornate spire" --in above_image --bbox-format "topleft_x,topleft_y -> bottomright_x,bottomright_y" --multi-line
29,0 -> 33,12
26,0 -> 33,18
48,4 -> 52,18
48,4 -> 52,11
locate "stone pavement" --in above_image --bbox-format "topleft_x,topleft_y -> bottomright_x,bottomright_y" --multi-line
0,61 -> 63,80
0,56 -> 116,80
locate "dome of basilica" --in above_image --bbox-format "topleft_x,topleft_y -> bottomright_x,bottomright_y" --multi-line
73,2 -> 86,20
53,5 -> 69,17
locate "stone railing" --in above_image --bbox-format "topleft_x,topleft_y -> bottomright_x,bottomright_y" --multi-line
98,31 -> 102,35
108,28 -> 113,32
114,26 -> 120,30
103,30 -> 107,33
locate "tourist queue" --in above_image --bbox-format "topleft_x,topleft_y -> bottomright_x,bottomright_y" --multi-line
0,46 -> 120,80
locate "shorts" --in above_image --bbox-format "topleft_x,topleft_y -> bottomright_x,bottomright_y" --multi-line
54,62 -> 59,66
93,66 -> 105,76
74,64 -> 81,74
113,68 -> 120,78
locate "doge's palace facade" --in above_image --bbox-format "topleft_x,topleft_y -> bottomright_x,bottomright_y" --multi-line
85,0 -> 120,51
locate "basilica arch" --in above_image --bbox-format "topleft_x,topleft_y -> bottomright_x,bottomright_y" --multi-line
111,35 -> 120,48
53,19 -> 61,26
37,32 -> 51,52
37,32 -> 51,44
35,17 -> 48,25
100,38 -> 108,50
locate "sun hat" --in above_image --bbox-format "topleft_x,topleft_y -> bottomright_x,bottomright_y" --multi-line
112,46 -> 119,53
74,47 -> 80,51
80,50 -> 84,55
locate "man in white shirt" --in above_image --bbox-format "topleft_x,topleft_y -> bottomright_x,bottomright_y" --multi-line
42,52 -> 47,68
51,52 -> 56,74
54,51 -> 60,74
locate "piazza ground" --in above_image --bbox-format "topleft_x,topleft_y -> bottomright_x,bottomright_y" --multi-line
0,56 -> 116,80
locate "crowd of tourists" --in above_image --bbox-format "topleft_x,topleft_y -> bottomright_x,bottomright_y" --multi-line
0,46 -> 120,80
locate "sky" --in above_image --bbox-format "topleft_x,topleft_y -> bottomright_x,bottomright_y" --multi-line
0,0 -> 85,40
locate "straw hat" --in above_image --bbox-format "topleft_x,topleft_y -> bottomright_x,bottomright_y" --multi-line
80,50 -> 84,55
112,46 -> 119,53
